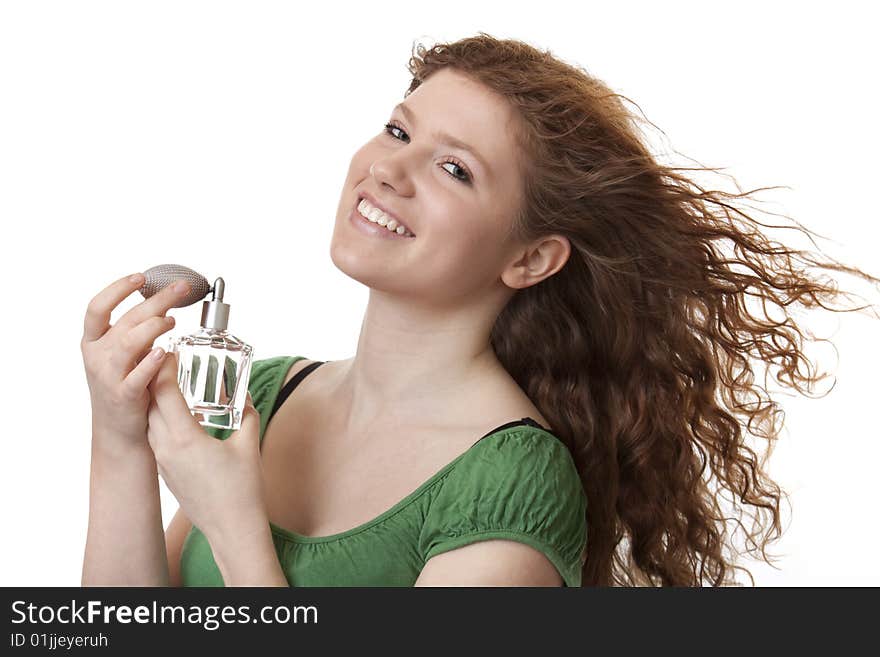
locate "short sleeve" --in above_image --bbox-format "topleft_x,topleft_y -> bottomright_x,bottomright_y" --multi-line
418,428 -> 588,587
200,355 -> 296,443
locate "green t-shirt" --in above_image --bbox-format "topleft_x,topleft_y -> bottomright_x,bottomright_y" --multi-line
179,355 -> 588,587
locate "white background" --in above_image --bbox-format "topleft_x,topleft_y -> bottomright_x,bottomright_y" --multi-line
1,1 -> 877,586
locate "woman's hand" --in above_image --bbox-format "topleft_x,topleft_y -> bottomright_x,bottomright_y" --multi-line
81,272 -> 193,449
146,351 -> 269,549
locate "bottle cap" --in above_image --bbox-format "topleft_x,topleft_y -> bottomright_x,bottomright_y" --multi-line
200,277 -> 231,330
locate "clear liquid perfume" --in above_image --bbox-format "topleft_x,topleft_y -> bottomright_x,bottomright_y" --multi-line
168,277 -> 254,431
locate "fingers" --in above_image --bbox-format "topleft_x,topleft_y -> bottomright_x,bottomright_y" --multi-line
126,314 -> 177,362
116,276 -> 193,333
243,393 -> 260,421
230,394 -> 261,449
245,392 -> 260,418
146,354 -> 198,456
123,346 -> 171,402
147,350 -> 193,421
82,273 -> 146,343
146,393 -> 169,456
146,389 -> 165,430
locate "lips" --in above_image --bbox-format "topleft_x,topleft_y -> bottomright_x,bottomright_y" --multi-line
356,191 -> 415,237
349,204 -> 415,240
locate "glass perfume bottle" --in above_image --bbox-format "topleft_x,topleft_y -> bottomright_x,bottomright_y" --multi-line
169,277 -> 254,431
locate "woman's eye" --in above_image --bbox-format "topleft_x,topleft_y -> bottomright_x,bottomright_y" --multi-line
384,122 -> 409,142
440,160 -> 471,183
382,122 -> 472,185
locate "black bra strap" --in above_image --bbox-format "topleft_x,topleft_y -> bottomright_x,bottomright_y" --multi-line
269,360 -> 326,423
269,361 -> 549,443
478,416 -> 547,439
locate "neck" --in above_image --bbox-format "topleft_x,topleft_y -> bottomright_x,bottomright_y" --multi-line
329,287 -> 513,431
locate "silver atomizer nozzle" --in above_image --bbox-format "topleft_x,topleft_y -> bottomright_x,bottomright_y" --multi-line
200,277 -> 230,330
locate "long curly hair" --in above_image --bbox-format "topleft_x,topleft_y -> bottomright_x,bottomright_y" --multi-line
404,33 -> 880,586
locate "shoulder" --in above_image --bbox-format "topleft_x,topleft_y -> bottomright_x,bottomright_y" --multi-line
248,355 -> 316,402
439,427 -> 583,505
418,427 -> 588,586
200,355 -> 314,440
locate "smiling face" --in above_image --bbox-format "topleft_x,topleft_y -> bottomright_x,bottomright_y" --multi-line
330,68 -> 531,307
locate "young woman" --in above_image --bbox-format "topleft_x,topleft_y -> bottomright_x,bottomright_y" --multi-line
80,33 -> 879,587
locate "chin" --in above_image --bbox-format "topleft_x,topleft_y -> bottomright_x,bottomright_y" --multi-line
328,234 -> 376,284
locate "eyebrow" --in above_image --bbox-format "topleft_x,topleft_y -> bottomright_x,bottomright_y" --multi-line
393,103 -> 491,178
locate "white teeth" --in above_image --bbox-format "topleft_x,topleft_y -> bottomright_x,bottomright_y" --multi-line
357,198 -> 414,237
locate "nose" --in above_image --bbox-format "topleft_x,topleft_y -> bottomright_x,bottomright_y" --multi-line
368,151 -> 417,197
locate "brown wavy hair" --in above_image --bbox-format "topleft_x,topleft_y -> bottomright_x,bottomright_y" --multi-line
404,33 -> 880,586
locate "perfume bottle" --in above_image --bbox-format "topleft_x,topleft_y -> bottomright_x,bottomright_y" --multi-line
168,276 -> 254,431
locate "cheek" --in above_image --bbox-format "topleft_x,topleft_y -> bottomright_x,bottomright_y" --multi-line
437,206 -> 507,253
336,147 -> 372,213
421,220 -> 506,283
345,149 -> 368,182
342,143 -> 374,186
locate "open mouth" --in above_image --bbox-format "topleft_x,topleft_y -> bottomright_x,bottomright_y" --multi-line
355,195 -> 416,238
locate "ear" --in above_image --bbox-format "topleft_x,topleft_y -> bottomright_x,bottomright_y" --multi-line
501,234 -> 571,290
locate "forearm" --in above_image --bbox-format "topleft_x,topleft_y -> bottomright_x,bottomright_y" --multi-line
81,430 -> 170,586
211,524 -> 289,587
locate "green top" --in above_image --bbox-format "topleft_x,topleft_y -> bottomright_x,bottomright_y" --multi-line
179,355 -> 588,587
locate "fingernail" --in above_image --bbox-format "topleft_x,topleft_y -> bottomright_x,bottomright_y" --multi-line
130,273 -> 144,284
173,280 -> 190,294
151,347 -> 165,360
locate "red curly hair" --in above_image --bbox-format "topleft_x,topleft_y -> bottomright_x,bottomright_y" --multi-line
404,32 -> 880,586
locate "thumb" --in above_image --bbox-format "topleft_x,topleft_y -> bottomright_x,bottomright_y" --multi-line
244,391 -> 260,419
238,392 -> 261,444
